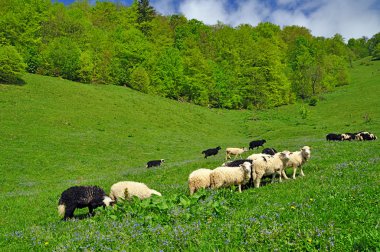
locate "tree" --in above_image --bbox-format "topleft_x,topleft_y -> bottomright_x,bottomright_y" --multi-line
0,45 -> 26,83
137,0 -> 156,36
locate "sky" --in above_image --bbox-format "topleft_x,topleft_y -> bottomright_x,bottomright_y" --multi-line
54,0 -> 380,39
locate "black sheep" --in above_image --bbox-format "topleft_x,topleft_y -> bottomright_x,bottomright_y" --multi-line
146,159 -> 165,168
58,186 -> 114,220
201,146 -> 221,158
262,148 -> 277,155
249,140 -> 266,150
223,159 -> 253,167
326,133 -> 343,141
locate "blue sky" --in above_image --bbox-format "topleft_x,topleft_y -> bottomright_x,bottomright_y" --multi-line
53,0 -> 380,39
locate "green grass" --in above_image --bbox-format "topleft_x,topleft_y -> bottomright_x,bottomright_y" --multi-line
0,57 -> 379,251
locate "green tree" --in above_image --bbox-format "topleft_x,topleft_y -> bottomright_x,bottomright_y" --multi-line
0,45 -> 26,83
137,0 -> 156,36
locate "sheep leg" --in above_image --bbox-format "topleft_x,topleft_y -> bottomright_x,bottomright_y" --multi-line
292,167 -> 297,179
254,176 -> 262,188
271,174 -> 276,183
278,171 -> 282,182
64,207 -> 75,220
281,170 -> 289,180
238,184 -> 242,193
88,206 -> 94,216
300,167 -> 305,177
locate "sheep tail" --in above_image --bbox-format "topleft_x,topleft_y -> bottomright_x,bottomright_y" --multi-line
58,204 -> 65,217
150,189 -> 162,196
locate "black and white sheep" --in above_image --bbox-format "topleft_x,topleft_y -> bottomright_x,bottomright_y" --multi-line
146,159 -> 165,168
201,146 -> 221,158
58,186 -> 114,220
249,139 -> 266,150
355,131 -> 377,141
210,162 -> 252,192
262,148 -> 277,155
222,159 -> 253,167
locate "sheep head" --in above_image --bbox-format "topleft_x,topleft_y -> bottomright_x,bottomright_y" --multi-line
103,196 -> 115,207
301,146 -> 311,159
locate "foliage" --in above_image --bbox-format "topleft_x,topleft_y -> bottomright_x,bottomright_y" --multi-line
0,45 -> 26,83
0,0 -> 377,108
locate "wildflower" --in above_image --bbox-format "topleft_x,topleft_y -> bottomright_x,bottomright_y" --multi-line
291,205 -> 296,209
309,198 -> 314,202
44,242 -> 49,246
307,238 -> 312,243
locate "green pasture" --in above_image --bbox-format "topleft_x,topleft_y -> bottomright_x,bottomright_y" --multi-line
0,58 -> 379,251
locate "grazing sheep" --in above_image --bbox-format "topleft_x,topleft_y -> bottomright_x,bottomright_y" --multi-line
146,159 -> 165,168
249,139 -> 266,150
188,168 -> 213,195
342,133 -> 356,141
109,181 -> 162,201
58,186 -> 114,220
201,146 -> 221,158
326,133 -> 343,141
210,162 -> 251,192
262,148 -> 277,155
285,146 -> 311,179
225,147 -> 248,160
252,151 -> 291,188
355,131 -> 377,141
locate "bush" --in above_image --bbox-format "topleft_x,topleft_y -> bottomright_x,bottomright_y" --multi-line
0,45 -> 26,83
308,96 -> 318,106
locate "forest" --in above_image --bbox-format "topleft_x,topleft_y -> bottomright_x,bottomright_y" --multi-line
1,0 -> 379,109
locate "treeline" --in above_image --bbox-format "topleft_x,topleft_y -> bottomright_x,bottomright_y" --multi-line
1,0 -> 379,109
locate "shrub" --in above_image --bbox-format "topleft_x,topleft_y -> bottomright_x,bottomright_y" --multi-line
308,96 -> 318,106
0,45 -> 26,83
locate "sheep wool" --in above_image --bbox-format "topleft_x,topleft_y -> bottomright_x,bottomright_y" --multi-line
210,162 -> 251,192
188,168 -> 213,195
109,181 -> 162,201
286,146 -> 311,179
58,186 -> 114,220
252,151 -> 291,188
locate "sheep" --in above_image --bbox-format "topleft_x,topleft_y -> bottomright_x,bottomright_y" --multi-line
58,186 -> 114,220
222,159 -> 253,167
201,146 -> 221,158
225,147 -> 248,160
249,139 -> 266,150
246,153 -> 272,161
355,131 -> 377,141
146,159 -> 165,168
262,148 -> 277,155
210,162 -> 251,192
109,181 -> 162,201
285,146 -> 311,179
251,151 -> 291,188
188,168 -> 213,195
326,133 -> 343,141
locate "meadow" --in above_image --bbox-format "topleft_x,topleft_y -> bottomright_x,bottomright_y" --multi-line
0,58 -> 379,251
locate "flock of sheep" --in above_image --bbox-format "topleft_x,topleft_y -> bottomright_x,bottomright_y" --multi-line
57,139 -> 313,220
326,131 -> 377,141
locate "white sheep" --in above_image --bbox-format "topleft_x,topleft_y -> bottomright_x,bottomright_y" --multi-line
284,146 -> 311,179
225,147 -> 248,160
210,162 -> 251,192
252,151 -> 291,188
188,168 -> 213,195
246,153 -> 272,161
109,181 -> 162,201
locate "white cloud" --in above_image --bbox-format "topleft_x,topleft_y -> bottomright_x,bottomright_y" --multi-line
154,0 -> 380,39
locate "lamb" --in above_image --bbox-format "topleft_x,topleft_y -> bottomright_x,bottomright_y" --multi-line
109,181 -> 162,201
285,146 -> 311,179
249,139 -> 266,150
225,147 -> 248,160
201,146 -> 221,158
210,162 -> 251,192
188,168 -> 213,195
251,151 -> 291,188
146,159 -> 165,168
262,148 -> 277,155
58,186 -> 114,220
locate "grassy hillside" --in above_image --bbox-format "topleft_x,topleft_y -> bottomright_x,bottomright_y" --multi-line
0,58 -> 379,251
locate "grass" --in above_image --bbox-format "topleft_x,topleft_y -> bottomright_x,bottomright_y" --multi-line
0,57 -> 379,251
